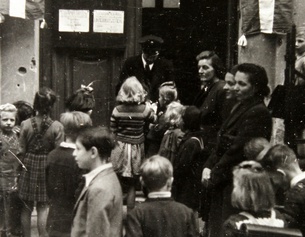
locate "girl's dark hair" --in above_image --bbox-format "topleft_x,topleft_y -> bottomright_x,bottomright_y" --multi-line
196,50 -> 226,79
236,63 -> 270,98
33,87 -> 57,115
229,64 -> 239,76
13,100 -> 34,125
65,86 -> 95,113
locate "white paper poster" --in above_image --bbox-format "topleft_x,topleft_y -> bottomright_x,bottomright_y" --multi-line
9,0 -> 26,19
59,9 -> 89,32
93,10 -> 124,34
164,0 -> 180,8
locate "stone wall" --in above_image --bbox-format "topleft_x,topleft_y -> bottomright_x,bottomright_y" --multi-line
0,17 -> 38,105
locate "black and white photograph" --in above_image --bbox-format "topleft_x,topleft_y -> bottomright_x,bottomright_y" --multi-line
0,0 -> 305,236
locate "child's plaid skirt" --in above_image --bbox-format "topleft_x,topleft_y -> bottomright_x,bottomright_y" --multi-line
18,152 -> 48,202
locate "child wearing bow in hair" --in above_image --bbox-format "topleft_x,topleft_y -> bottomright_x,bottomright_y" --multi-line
65,82 -> 95,115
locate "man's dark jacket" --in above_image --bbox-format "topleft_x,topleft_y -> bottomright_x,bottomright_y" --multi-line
117,55 -> 174,102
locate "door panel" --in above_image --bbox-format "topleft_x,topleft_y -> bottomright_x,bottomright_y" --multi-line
52,49 -> 123,126
73,58 -> 111,126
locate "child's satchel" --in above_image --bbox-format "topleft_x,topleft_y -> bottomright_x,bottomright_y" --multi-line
29,117 -> 54,153
190,136 -> 210,181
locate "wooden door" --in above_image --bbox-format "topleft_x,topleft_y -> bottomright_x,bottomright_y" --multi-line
72,57 -> 111,126
51,49 -> 123,126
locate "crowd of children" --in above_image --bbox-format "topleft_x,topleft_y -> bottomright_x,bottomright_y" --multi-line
0,71 -> 305,237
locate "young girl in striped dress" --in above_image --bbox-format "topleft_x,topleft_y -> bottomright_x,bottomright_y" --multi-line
110,76 -> 155,211
18,87 -> 64,237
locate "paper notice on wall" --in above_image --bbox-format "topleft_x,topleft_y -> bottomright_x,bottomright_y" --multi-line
164,0 -> 180,8
59,9 -> 89,32
93,10 -> 124,34
9,0 -> 26,19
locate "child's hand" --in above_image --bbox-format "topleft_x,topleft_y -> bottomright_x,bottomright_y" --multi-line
202,168 -> 211,186
13,126 -> 20,135
151,102 -> 158,114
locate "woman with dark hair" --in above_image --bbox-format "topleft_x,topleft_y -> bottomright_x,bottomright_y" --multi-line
201,63 -> 273,237
223,161 -> 286,237
193,51 -> 231,156
194,53 -> 236,226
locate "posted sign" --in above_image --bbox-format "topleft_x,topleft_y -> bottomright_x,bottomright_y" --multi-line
93,10 -> 124,33
59,9 -> 90,32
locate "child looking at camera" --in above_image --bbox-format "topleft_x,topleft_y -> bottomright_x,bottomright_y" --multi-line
0,103 -> 20,235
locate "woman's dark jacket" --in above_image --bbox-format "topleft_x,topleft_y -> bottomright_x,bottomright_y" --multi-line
204,97 -> 272,188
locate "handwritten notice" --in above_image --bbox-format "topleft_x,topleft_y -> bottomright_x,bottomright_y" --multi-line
93,10 -> 124,34
59,9 -> 89,32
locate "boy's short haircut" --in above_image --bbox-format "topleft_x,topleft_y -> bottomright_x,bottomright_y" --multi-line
60,111 -> 92,141
182,105 -> 201,131
0,103 -> 17,115
77,126 -> 116,160
261,144 -> 298,172
296,26 -> 305,39
13,100 -> 34,125
140,155 -> 173,192
244,137 -> 270,161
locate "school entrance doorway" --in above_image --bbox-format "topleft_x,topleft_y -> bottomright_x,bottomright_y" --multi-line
142,0 -> 238,104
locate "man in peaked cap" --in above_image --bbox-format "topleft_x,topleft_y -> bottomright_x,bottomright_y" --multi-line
116,35 -> 174,102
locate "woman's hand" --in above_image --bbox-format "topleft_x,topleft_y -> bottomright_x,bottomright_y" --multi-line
202,168 -> 211,185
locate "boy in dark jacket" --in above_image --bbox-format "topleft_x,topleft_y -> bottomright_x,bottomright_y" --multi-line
126,155 -> 197,237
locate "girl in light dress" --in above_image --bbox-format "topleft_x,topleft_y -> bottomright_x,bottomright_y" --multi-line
110,76 -> 156,211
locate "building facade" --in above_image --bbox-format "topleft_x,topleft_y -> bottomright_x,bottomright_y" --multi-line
0,0 -> 305,127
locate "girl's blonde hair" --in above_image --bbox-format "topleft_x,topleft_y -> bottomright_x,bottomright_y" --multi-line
163,101 -> 184,127
159,81 -> 178,106
117,77 -> 146,103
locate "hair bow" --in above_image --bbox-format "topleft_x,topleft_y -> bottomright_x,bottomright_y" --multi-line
81,82 -> 94,93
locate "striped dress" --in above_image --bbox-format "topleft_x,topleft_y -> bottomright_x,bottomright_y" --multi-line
110,102 -> 155,177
